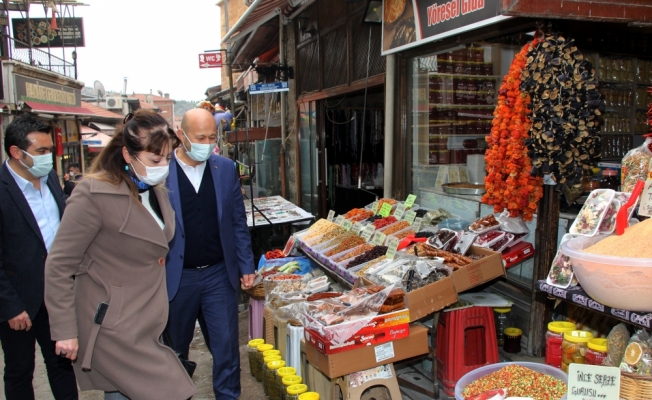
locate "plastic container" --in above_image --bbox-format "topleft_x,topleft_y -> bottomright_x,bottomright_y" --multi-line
454,361 -> 569,400
299,393 -> 320,400
281,376 -> 302,400
247,339 -> 265,376
255,344 -> 274,381
262,356 -> 283,395
475,230 -> 505,248
265,360 -> 286,398
286,383 -> 308,400
272,366 -> 295,400
561,331 -> 594,373
562,235 -> 652,311
545,322 -> 576,368
493,308 -> 511,347
437,218 -> 471,231
490,232 -> 514,253
504,327 -> 522,353
586,338 -> 608,366
569,189 -> 615,236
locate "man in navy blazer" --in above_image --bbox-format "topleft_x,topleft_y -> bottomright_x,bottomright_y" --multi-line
166,108 -> 255,399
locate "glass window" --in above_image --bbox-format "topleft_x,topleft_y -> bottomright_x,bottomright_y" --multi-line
299,102 -> 318,215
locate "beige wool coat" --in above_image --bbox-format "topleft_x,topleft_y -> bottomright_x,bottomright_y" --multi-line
45,178 -> 196,400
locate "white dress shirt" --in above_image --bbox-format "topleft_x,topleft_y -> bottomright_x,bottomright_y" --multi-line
6,161 -> 60,252
175,149 -> 206,193
139,190 -> 165,230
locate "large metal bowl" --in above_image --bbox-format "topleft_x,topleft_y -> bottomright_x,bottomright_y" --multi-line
442,182 -> 486,195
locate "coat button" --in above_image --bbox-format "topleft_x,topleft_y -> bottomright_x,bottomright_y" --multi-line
158,258 -> 165,266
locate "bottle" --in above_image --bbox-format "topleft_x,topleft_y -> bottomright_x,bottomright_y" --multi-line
503,327 -> 522,354
247,339 -> 265,376
545,321 -> 576,368
561,331 -> 594,373
586,338 -> 608,366
600,169 -> 619,190
286,383 -> 308,400
493,308 -> 511,347
281,376 -> 302,400
255,344 -> 274,382
274,367 -> 296,400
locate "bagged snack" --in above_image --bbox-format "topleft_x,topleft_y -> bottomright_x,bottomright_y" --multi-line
621,137 -> 652,193
605,323 -> 630,367
620,329 -> 652,375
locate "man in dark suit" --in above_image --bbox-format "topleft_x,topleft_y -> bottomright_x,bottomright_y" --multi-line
0,115 -> 78,400
166,108 -> 254,399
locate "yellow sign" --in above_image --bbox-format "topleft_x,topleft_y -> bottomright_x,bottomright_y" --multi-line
25,82 -> 76,106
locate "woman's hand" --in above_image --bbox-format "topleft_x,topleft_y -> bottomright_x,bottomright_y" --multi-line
55,338 -> 79,361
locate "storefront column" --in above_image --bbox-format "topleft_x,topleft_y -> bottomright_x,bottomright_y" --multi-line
383,54 -> 396,198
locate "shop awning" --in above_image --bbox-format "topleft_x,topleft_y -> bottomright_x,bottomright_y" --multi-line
80,125 -> 98,135
81,132 -> 112,148
223,0 -> 308,44
24,101 -> 95,117
89,122 -> 117,133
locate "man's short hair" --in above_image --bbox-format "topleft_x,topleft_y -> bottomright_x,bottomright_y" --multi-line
68,162 -> 80,170
4,114 -> 50,156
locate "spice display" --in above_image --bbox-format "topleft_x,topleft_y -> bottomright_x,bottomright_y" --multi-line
373,216 -> 397,229
332,244 -> 374,263
366,215 -> 384,223
585,338 -> 608,366
265,249 -> 286,259
475,230 -> 505,247
545,321 -> 576,368
470,214 -> 500,233
561,330 -> 594,372
324,236 -> 366,257
569,189 -> 615,236
306,226 -> 346,246
583,218 -> 652,258
302,219 -> 335,241
377,198 -> 397,210
520,33 -> 602,190
620,330 -> 652,375
345,208 -> 373,222
393,229 -> 415,240
382,221 -> 410,235
483,41 -> 543,221
462,364 -> 567,400
605,323 -> 630,367
347,246 -> 388,269
355,256 -> 389,277
621,137 -> 652,193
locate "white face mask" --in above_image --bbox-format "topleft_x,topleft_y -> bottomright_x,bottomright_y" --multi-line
132,156 -> 169,186
182,130 -> 215,162
20,150 -> 53,178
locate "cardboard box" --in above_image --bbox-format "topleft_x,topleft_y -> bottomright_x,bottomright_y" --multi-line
452,246 -> 506,293
305,324 -> 429,378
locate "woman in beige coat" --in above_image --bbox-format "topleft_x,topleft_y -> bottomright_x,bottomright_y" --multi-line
45,110 -> 196,400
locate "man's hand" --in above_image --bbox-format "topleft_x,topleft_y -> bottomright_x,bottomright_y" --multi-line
240,274 -> 255,289
8,311 -> 32,331
63,174 -> 70,182
55,339 -> 78,361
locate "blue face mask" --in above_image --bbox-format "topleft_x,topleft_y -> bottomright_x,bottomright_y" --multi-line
20,150 -> 53,178
182,130 -> 214,162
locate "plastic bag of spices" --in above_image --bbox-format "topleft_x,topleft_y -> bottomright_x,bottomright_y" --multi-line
621,137 -> 652,193
605,323 -> 630,367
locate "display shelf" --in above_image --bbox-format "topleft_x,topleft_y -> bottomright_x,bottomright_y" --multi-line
536,280 -> 652,330
428,104 -> 495,109
426,72 -> 502,79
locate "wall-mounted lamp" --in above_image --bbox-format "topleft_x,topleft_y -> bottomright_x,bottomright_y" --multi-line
362,0 -> 383,24
297,16 -> 314,34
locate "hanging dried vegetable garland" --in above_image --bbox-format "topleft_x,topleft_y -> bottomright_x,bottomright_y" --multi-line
520,33 -> 602,189
483,41 -> 543,221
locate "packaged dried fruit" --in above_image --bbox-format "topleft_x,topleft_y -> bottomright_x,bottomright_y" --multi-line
469,214 -> 500,234
427,228 -> 460,250
474,230 -> 505,248
489,232 -> 514,253
453,231 -> 477,255
569,189 -> 616,236
620,329 -> 652,375
506,232 -> 529,248
546,233 -> 580,288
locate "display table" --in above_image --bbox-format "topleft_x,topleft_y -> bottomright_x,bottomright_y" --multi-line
536,280 -> 652,330
245,195 -> 314,228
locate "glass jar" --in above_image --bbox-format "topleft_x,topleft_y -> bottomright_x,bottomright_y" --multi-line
545,321 -> 576,368
299,393 -> 320,400
561,330 -> 594,373
286,383 -> 308,400
274,367 -> 296,400
504,327 -> 522,354
600,169 -> 619,190
586,338 -> 608,366
265,360 -> 286,398
255,344 -> 274,382
493,308 -> 511,347
262,356 -> 283,395
281,376 -> 302,400
247,339 -> 265,376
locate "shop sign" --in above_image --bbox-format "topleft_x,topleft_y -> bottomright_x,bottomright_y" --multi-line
12,18 -> 84,48
382,0 -> 509,55
198,52 -> 222,69
567,364 -> 620,400
15,74 -> 81,107
249,82 -> 289,95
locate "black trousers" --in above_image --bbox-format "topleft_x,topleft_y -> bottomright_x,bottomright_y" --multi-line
0,303 -> 78,400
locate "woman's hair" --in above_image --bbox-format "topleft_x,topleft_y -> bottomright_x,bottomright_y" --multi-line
88,109 -> 179,197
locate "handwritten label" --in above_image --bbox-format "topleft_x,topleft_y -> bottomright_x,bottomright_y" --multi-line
371,232 -> 387,246
405,194 -> 417,208
639,178 -> 652,217
352,222 -> 364,235
386,237 -> 400,260
343,220 -> 353,231
327,210 -> 335,222
459,166 -> 469,183
361,225 -> 376,241
378,203 -> 393,217
412,217 -> 423,231
374,342 -> 395,363
370,201 -> 379,214
394,203 -> 406,220
404,210 -> 417,225
567,364 -> 620,400
335,215 -> 345,225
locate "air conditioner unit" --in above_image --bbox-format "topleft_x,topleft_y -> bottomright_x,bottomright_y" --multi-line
106,97 -> 123,109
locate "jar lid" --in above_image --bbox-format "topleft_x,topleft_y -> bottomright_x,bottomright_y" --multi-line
287,384 -> 308,395
299,392 -> 320,400
248,339 -> 265,348
257,344 -> 274,352
548,321 -> 576,334
588,338 -> 608,352
277,367 -> 296,377
263,349 -> 281,357
564,330 -> 594,343
493,307 -> 511,313
504,327 -> 522,337
267,360 -> 286,370
282,375 -> 302,386
602,169 -> 617,176
264,355 -> 282,363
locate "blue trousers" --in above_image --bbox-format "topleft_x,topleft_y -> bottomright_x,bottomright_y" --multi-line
168,263 -> 240,399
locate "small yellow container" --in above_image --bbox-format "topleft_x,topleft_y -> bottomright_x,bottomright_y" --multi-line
298,392 -> 320,400
265,360 -> 286,398
263,349 -> 281,358
286,383 -> 308,400
254,344 -> 274,381
281,376 -> 302,400
274,367 -> 296,400
247,339 -> 265,376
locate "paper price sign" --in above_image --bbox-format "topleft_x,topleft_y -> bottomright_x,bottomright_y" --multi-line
371,232 -> 387,246
352,222 -> 364,234
343,220 -> 353,231
404,210 -> 417,225
370,201 -> 379,214
386,237 -> 400,259
394,203 -> 406,220
327,210 -> 335,222
335,215 -> 345,225
567,364 -> 620,400
361,225 -> 376,241
405,194 -> 417,208
412,217 -> 423,231
379,203 -> 393,217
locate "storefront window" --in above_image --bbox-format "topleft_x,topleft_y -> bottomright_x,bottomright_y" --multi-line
299,102 -> 318,215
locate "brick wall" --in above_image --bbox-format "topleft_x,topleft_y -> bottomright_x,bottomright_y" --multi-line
218,0 -> 248,89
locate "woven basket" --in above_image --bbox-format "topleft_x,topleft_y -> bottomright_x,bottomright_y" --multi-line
245,283 -> 265,301
620,371 -> 652,400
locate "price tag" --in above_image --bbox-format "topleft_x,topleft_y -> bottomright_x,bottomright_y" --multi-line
343,220 -> 353,231
639,178 -> 652,217
386,237 -> 400,260
352,222 -> 364,234
379,203 -> 393,217
405,194 -> 417,208
459,166 -> 469,183
370,201 -> 379,214
567,364 -> 620,400
412,217 -> 423,231
371,232 -> 387,246
335,215 -> 345,225
327,210 -> 335,222
404,210 -> 417,225
374,342 -> 395,363
361,225 -> 376,241
394,203 -> 406,220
